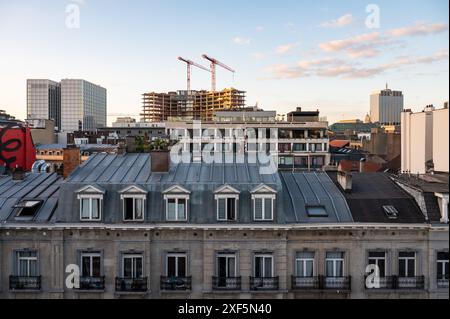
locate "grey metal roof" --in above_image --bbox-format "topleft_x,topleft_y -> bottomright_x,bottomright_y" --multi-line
0,173 -> 62,223
52,153 -> 353,224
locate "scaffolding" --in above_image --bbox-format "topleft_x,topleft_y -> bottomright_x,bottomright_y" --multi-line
141,88 -> 246,122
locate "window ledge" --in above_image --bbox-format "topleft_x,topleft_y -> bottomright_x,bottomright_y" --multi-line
9,289 -> 42,293
114,290 -> 150,296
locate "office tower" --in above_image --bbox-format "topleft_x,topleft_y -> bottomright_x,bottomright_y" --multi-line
60,79 -> 107,132
370,86 -> 404,125
26,79 -> 61,129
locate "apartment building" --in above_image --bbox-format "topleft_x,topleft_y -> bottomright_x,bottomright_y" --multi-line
0,153 -> 448,299
370,87 -> 404,125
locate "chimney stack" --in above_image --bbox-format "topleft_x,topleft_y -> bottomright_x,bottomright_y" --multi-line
337,170 -> 352,192
12,167 -> 26,181
150,150 -> 170,173
63,145 -> 81,178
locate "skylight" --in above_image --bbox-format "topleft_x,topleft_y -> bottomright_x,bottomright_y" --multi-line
306,206 -> 328,217
15,200 -> 43,219
383,205 -> 398,219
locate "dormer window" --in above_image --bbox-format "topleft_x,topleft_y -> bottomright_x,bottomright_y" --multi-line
163,185 -> 190,222
76,185 -> 105,221
14,200 -> 43,220
214,185 -> 240,221
251,184 -> 277,221
119,186 -> 147,222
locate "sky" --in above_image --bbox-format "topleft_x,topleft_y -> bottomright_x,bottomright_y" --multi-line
0,0 -> 449,125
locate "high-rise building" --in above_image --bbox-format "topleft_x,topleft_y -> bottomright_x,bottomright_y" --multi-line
60,79 -> 107,132
401,104 -> 449,174
370,86 -> 404,125
27,79 -> 107,132
26,79 -> 61,129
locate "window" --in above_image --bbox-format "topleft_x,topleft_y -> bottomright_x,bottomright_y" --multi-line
80,196 -> 102,221
399,252 -> 416,278
295,252 -> 314,277
306,206 -> 328,217
279,157 -> 293,166
437,252 -> 448,280
167,198 -> 187,221
122,196 -> 145,221
163,186 -> 190,222
81,252 -> 101,277
326,252 -> 344,277
122,254 -> 143,279
217,253 -> 237,278
15,200 -> 43,219
254,254 -> 273,278
217,197 -> 237,221
17,251 -> 38,277
253,197 -> 274,221
167,254 -> 187,278
368,251 -> 387,277
293,143 -> 307,152
383,206 -> 398,219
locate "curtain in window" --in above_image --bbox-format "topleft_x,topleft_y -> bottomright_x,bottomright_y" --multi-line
81,198 -> 90,219
178,199 -> 186,220
218,199 -> 226,220
255,199 -> 263,220
91,199 -> 100,219
264,198 -> 272,219
167,199 -> 176,220
135,198 -> 143,220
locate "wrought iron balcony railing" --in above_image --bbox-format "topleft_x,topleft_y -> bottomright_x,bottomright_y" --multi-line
115,277 -> 148,292
79,276 -> 105,290
160,276 -> 192,291
9,276 -> 41,291
250,277 -> 279,291
437,274 -> 449,289
291,276 -> 321,290
212,276 -> 242,291
365,275 -> 425,290
323,276 -> 352,290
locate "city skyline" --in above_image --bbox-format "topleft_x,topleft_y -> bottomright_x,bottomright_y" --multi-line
0,0 -> 449,125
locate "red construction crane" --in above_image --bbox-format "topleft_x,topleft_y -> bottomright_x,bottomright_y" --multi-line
178,57 -> 211,95
202,54 -> 235,92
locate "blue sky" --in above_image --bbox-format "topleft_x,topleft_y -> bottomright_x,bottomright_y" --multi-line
0,0 -> 448,124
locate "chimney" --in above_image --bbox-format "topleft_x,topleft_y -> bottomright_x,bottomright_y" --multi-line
63,145 -> 81,178
150,150 -> 170,173
337,170 -> 352,192
126,136 -> 136,153
12,167 -> 26,181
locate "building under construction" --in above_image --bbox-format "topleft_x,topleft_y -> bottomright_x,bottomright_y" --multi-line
141,88 -> 246,122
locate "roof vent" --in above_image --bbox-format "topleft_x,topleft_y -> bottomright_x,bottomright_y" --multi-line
383,205 -> 398,219
14,200 -> 43,219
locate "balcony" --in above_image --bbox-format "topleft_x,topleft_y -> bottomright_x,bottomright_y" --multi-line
397,276 -> 425,289
437,274 -> 449,289
79,276 -> 105,290
115,277 -> 148,292
364,276 -> 425,290
160,276 -> 192,291
365,276 -> 397,289
212,277 -> 242,291
323,276 -> 352,291
291,276 -> 321,290
9,276 -> 41,291
250,277 -> 279,291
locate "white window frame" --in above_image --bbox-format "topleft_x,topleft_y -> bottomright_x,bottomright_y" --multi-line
78,195 -> 103,221
215,194 -> 239,221
368,251 -> 387,277
80,252 -> 102,277
326,252 -> 345,278
121,254 -> 144,279
166,253 -> 188,277
216,253 -> 237,278
252,194 -> 275,221
17,251 -> 38,277
121,194 -> 146,221
254,254 -> 274,278
164,195 -> 189,222
295,253 -> 315,278
437,252 -> 449,278
399,252 -> 417,278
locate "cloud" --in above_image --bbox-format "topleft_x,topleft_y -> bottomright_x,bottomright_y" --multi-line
387,22 -> 448,37
321,14 -> 353,28
251,52 -> 265,60
276,43 -> 297,54
265,50 -> 449,80
255,26 -> 264,32
318,22 -> 448,59
233,37 -> 251,45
